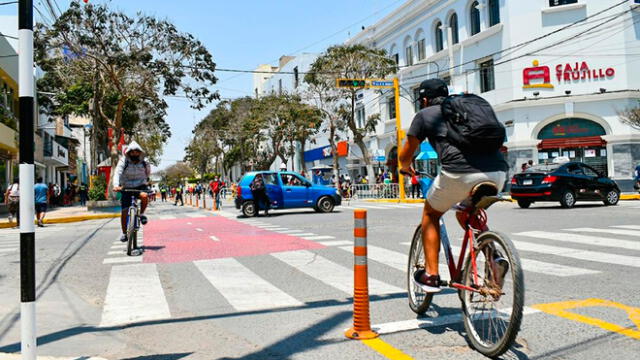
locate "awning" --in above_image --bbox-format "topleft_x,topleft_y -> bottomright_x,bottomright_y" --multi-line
537,136 -> 606,150
416,150 -> 437,160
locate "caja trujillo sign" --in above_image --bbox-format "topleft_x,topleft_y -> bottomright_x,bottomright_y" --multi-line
523,60 -> 616,89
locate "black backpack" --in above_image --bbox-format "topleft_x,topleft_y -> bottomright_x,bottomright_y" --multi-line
441,94 -> 506,152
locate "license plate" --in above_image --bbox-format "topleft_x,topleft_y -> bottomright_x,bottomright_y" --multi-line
523,179 -> 533,185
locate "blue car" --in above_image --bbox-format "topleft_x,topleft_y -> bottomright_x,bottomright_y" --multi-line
234,171 -> 342,217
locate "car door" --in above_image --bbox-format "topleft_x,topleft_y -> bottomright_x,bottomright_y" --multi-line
564,163 -> 590,199
280,173 -> 309,208
580,164 -> 607,200
263,173 -> 284,209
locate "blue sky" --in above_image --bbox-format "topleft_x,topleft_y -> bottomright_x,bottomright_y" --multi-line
1,0 -> 402,171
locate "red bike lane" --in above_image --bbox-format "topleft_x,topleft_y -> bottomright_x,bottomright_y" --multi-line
142,216 -> 325,263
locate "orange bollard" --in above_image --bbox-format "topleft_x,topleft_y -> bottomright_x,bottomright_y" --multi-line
345,209 -> 378,340
196,196 -> 199,208
203,194 -> 206,209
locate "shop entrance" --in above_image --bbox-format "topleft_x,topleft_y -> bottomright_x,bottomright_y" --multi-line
537,118 -> 608,176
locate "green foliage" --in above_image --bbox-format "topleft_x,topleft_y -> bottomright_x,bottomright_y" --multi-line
0,103 -> 17,130
88,176 -> 107,201
163,162 -> 194,186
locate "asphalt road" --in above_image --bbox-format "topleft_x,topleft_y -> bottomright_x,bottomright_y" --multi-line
0,197 -> 638,359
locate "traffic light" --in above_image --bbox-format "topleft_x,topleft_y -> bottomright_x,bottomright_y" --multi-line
336,79 -> 366,89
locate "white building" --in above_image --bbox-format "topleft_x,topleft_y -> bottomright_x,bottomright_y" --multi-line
341,0 -> 640,188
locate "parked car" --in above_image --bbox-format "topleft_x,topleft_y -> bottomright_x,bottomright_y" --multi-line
510,162 -> 620,209
235,171 -> 341,217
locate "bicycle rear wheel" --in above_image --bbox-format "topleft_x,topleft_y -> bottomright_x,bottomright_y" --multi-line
460,231 -> 524,357
407,225 -> 434,315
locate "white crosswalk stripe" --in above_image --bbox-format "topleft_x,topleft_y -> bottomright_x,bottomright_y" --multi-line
564,227 -> 640,238
516,231 -> 640,251
195,258 -> 303,311
301,235 -> 335,241
612,225 -> 640,230
271,250 -> 402,296
511,240 -> 640,268
100,263 -> 171,327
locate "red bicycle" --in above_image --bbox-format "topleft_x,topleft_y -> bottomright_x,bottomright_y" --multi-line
407,182 -> 524,357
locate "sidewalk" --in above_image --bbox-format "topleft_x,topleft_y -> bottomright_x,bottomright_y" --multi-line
0,204 -> 119,229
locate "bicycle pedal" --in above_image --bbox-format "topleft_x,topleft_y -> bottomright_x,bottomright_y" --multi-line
438,280 -> 449,287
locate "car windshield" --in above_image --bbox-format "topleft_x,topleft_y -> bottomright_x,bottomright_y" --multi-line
525,165 -> 560,173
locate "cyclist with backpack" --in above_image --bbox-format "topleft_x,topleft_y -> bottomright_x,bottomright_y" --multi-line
399,79 -> 508,293
113,141 -> 151,243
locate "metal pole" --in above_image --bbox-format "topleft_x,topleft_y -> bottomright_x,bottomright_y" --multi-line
18,1 -> 37,359
393,78 -> 406,201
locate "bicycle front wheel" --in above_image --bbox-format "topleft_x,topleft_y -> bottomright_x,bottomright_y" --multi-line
407,225 -> 433,315
460,231 -> 524,358
126,208 -> 137,256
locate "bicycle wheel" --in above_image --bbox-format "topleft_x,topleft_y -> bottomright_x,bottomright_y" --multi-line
407,225 -> 434,315
460,231 -> 524,358
126,208 -> 137,256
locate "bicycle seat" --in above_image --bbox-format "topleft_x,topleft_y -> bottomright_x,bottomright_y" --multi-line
470,182 -> 501,210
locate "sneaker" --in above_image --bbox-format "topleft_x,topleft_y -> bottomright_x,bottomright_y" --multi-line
492,251 -> 510,288
413,269 -> 442,293
139,215 -> 148,225
8,215 -> 12,223
37,220 -> 44,227
120,234 -> 128,243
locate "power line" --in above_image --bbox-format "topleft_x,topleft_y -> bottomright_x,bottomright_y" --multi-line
0,33 -> 18,40
0,1 -> 17,5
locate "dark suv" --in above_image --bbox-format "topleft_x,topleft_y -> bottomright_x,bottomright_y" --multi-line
510,162 -> 620,209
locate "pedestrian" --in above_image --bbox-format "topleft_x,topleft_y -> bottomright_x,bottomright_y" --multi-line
521,163 -> 528,172
34,177 -> 49,227
411,173 -> 421,198
53,183 -> 61,206
634,164 -> 640,191
174,185 -> 184,206
5,177 -> 19,226
160,185 -> 167,202
250,174 -> 269,217
528,159 -> 534,168
211,176 -> 225,210
78,182 -> 88,206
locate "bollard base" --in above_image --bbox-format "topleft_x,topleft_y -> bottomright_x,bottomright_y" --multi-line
345,328 -> 378,340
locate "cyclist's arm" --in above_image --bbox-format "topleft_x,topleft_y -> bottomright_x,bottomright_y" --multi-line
112,158 -> 126,191
399,135 -> 420,175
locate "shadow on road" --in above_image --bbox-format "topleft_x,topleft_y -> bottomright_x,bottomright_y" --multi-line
121,353 -> 192,360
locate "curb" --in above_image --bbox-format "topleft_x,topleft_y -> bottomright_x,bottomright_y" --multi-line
0,213 -> 119,229
0,353 -> 108,360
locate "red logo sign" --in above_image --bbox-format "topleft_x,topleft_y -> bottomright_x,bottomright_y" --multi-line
555,62 -> 615,83
523,60 -> 554,89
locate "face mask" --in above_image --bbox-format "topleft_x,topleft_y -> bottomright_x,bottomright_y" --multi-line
129,155 -> 141,162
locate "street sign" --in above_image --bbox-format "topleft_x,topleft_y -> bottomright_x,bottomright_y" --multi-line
376,156 -> 386,162
369,80 -> 394,88
336,79 -> 366,88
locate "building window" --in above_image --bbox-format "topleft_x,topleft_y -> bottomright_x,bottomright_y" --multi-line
435,21 -> 444,52
488,0 -> 500,26
413,88 -> 421,113
392,53 -> 399,65
479,59 -> 495,93
388,97 -> 396,120
405,45 -> 413,66
549,0 -> 578,6
293,66 -> 299,88
417,38 -> 426,61
470,1 -> 481,36
449,13 -> 459,45
356,107 -> 365,128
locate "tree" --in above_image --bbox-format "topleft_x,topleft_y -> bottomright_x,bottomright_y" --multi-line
620,101 -> 640,130
163,162 -> 194,186
35,1 -> 218,194
306,45 -> 397,182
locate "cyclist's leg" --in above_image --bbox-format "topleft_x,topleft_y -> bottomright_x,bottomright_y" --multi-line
421,202 -> 444,276
139,192 -> 149,213
120,191 -> 133,235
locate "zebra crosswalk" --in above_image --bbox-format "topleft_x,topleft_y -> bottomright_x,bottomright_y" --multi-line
96,220 -> 639,328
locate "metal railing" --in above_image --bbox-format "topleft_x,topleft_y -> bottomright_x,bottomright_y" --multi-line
344,183 -> 401,200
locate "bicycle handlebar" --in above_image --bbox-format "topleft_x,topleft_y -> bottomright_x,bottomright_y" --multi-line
120,188 -> 149,193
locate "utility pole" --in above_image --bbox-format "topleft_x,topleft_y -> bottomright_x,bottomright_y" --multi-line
18,1 -> 37,359
393,77 -> 406,201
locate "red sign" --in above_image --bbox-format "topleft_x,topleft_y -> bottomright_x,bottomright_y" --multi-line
523,60 -> 615,89
555,61 -> 615,83
552,124 -> 588,136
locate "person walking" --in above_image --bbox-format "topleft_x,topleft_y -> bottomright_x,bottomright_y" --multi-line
211,176 -> 225,210
5,177 -> 19,226
78,182 -> 88,206
174,185 -> 184,206
34,177 -> 49,227
160,185 -> 167,202
411,173 -> 421,198
250,174 -> 269,217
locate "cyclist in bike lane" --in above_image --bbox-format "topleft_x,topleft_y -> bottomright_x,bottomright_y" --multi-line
398,78 -> 508,293
113,141 -> 151,242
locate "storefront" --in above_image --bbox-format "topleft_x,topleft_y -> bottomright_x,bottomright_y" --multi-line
303,141 -> 349,174
536,118 -> 608,175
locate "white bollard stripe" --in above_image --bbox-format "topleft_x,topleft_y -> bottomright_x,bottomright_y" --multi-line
100,263 -> 170,327
20,302 -> 36,360
194,258 -> 302,311
272,250 -> 402,296
19,165 -> 35,233
18,30 -> 34,97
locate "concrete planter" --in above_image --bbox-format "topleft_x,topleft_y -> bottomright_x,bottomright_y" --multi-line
87,200 -> 120,210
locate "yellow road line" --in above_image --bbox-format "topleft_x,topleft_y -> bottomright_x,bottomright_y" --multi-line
361,338 -> 414,359
532,298 -> 640,340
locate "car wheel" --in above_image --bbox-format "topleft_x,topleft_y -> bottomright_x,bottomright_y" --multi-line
560,189 -> 576,208
603,189 -> 620,206
242,201 -> 257,217
517,200 -> 531,209
316,196 -> 334,213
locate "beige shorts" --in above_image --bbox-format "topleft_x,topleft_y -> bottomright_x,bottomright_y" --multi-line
426,170 -> 507,213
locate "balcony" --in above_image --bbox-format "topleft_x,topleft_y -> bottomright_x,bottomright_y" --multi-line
43,134 -> 68,167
